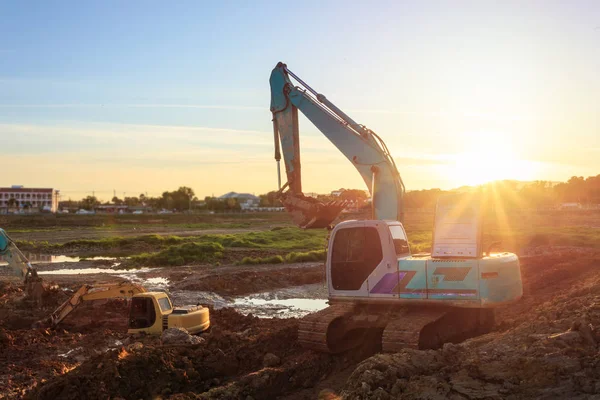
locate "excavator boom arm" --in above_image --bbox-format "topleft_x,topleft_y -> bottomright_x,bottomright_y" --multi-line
270,62 -> 405,228
47,282 -> 147,327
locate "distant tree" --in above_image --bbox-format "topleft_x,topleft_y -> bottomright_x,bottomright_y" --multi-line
226,198 -> 240,210
80,196 -> 100,210
160,186 -> 195,210
404,189 -> 445,209
7,198 -> 16,208
259,191 -> 282,207
124,196 -> 140,207
112,196 -> 123,205
339,189 -> 368,205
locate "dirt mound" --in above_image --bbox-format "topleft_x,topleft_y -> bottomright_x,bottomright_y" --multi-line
340,254 -> 600,399
27,306 -> 378,400
1,327 -> 127,400
28,307 -> 298,399
176,265 -> 324,296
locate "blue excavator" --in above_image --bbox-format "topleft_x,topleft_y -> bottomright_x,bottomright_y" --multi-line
0,228 -> 46,306
270,62 -> 523,353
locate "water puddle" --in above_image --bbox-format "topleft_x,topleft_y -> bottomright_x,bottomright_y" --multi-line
232,297 -> 328,318
122,275 -> 170,290
0,254 -> 118,265
38,267 -> 151,275
169,284 -> 328,319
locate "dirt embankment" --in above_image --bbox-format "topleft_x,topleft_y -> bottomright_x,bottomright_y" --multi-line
170,262 -> 325,297
23,308 -> 372,400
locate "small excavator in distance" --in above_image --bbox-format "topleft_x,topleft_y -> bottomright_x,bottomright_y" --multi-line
46,282 -> 210,335
269,62 -> 523,353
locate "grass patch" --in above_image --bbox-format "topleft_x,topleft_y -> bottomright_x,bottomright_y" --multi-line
194,228 -> 327,250
237,249 -> 326,265
15,227 -> 327,255
285,250 -> 327,263
130,242 -> 224,266
239,255 -> 285,265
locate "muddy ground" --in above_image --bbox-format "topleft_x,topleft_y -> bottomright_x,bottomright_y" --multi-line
1,244 -> 599,399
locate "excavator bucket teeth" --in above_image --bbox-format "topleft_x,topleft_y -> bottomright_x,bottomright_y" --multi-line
280,194 -> 347,229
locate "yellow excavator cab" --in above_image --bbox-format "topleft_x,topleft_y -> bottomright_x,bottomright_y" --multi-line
128,292 -> 210,335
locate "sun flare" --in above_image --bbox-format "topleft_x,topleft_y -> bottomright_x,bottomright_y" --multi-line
451,135 -> 538,186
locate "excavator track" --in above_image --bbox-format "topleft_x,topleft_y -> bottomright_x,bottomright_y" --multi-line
383,307 -> 495,352
297,302 -> 356,353
299,303 -> 496,354
381,308 -> 448,352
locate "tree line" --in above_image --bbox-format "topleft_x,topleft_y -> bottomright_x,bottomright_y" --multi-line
404,174 -> 600,211
60,174 -> 600,212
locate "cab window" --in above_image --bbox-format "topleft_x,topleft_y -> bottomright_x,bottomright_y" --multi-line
129,297 -> 156,329
331,227 -> 383,290
158,297 -> 172,312
389,225 -> 410,256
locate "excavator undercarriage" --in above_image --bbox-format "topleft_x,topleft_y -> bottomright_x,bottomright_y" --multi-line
298,302 -> 495,354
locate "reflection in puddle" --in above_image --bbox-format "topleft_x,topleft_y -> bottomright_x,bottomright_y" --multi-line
0,254 -> 118,265
144,277 -> 169,287
122,275 -> 170,289
38,267 -> 151,275
233,296 -> 328,318
168,287 -> 328,319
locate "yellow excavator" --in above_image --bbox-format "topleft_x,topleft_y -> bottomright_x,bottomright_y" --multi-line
45,282 -> 211,335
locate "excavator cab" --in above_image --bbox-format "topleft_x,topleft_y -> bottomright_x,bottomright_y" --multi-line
129,296 -> 157,329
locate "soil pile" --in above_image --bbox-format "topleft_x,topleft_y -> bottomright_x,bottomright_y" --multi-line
176,264 -> 324,296
0,281 -> 132,399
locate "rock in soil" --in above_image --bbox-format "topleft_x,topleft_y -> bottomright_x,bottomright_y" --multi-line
263,352 -> 281,367
161,327 -> 205,345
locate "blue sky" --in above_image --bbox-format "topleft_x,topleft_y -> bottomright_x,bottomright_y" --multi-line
1,1 -> 599,200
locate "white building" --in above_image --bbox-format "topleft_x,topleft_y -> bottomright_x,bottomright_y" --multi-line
218,192 -> 260,210
0,186 -> 60,213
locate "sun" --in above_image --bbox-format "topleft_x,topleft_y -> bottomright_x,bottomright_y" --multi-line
451,135 -> 538,186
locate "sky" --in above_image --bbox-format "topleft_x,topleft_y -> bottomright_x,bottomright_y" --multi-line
1,0 -> 599,201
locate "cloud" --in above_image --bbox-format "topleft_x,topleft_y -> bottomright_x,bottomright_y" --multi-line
0,104 -> 263,110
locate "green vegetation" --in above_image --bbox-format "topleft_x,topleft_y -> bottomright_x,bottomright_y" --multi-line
15,234 -> 186,252
15,227 -> 327,254
193,228 -> 327,250
238,249 -> 326,265
239,255 -> 285,265
130,242 -> 224,266
285,250 -> 327,263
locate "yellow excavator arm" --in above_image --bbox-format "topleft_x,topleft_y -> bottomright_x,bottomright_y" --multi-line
46,282 -> 147,328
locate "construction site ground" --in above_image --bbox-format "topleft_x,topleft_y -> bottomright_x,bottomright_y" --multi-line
2,211 -> 600,399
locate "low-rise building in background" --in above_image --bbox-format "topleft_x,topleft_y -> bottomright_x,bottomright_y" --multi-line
0,185 -> 59,213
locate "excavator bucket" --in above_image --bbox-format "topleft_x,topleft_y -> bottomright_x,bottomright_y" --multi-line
25,272 -> 47,307
280,192 -> 347,229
